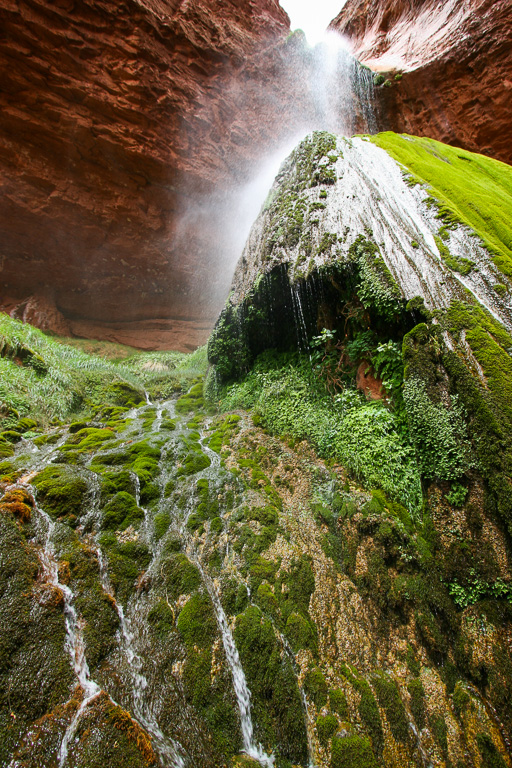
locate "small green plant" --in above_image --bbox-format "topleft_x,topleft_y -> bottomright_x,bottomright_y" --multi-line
444,482 -> 468,507
372,341 -> 403,403
403,377 -> 472,481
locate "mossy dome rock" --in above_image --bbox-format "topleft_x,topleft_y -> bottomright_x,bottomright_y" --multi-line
101,491 -> 144,531
32,465 -> 88,523
209,131 -> 512,381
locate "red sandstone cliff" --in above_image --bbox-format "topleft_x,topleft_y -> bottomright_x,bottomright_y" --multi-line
0,0 -> 308,349
332,0 -> 512,166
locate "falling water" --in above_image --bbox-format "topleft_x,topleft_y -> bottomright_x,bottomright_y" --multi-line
278,632 -> 317,768
290,282 -> 310,352
95,536 -> 187,768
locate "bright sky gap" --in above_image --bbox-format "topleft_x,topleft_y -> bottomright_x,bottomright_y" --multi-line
279,0 -> 348,45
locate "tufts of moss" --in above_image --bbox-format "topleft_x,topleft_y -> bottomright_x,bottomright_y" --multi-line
32,466 -> 88,526
331,734 -> 379,768
101,492 -> 144,531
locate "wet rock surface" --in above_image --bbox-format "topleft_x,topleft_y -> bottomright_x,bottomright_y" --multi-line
1,378 -> 511,766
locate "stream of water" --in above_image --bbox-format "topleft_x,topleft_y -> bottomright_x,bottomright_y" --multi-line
26,499 -> 101,768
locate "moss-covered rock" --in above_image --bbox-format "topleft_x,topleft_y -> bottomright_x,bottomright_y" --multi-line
101,492 -> 144,531
331,734 -> 379,768
234,605 -> 308,764
32,466 -> 88,525
0,513 -> 74,764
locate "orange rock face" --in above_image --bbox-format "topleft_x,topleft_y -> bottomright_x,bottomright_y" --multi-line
332,0 -> 512,166
0,0 -> 312,349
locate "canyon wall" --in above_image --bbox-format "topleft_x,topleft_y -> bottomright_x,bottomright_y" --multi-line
0,0 -> 313,349
332,0 -> 512,166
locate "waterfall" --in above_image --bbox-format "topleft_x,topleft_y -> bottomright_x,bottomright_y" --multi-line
96,540 -> 187,768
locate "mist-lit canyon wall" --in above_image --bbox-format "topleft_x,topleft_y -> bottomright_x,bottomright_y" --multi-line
0,0 -> 312,349
332,0 -> 512,166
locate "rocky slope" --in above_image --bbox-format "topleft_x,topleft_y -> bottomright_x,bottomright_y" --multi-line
331,0 -> 512,166
0,0 -> 311,349
1,312 -> 511,768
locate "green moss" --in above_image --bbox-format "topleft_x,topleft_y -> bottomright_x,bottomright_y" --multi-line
285,612 -> 316,653
176,381 -> 205,414
62,542 -> 120,671
100,470 -> 135,500
0,460 -> 16,481
160,554 -> 201,600
316,713 -> 338,746
177,592 -> 216,649
276,555 -> 315,622
476,733 -> 507,768
32,466 -> 88,525
432,715 -> 448,755
66,427 -> 116,452
248,557 -> 278,589
100,536 -> 151,605
101,492 -> 144,531
208,413 -> 241,453
494,283 -> 508,297
153,512 -> 170,539
177,449 -> 211,476
68,694 -> 156,768
210,516 -> 223,533
329,688 -> 349,720
331,734 -> 379,768
371,132 -> 512,278
406,646 -> 421,677
439,302 -> 512,535
255,582 -> 279,619
0,440 -> 14,458
304,667 -> 328,709
340,669 -> 383,756
0,514 -> 75,764
371,672 -> 408,743
452,683 -> 471,717
234,605 -> 308,763
221,580 -> 248,617
1,430 -> 22,444
349,235 -> 402,320
434,235 -> 475,275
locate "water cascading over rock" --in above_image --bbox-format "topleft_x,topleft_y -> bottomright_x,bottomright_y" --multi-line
331,0 -> 512,165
